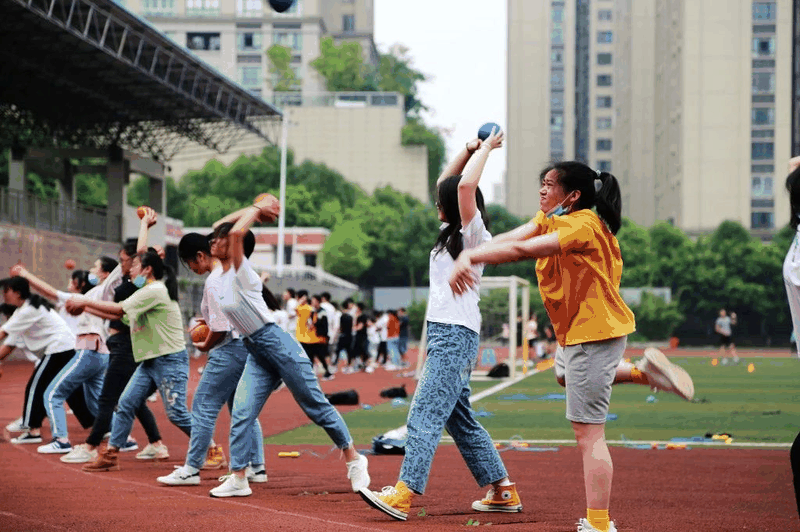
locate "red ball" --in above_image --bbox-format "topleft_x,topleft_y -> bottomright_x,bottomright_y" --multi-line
137,206 -> 147,219
64,259 -> 76,270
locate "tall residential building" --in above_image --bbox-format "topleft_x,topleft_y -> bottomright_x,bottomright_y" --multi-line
125,0 -> 377,98
507,0 -> 618,218
614,0 -> 793,236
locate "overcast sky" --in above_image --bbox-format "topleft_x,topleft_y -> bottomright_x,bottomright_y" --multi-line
374,0 -> 507,203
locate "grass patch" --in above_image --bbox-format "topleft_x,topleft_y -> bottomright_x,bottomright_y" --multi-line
265,357 -> 800,446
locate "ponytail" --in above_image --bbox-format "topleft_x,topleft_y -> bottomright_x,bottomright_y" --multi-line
140,248 -> 179,302
545,161 -> 623,235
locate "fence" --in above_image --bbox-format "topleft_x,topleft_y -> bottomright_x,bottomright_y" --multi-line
0,187 -> 120,241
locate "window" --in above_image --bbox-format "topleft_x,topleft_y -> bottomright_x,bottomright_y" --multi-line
597,96 -> 612,108
751,176 -> 774,198
283,245 -> 293,266
273,31 -> 302,51
550,113 -> 564,132
596,139 -> 612,151
751,142 -> 774,159
142,0 -> 176,16
552,6 -> 564,21
597,53 -> 612,65
186,32 -> 221,51
304,254 -> 317,267
551,90 -> 564,110
598,160 -> 612,172
752,72 -> 775,94
752,36 -> 776,57
752,2 -> 776,21
597,117 -> 613,130
550,136 -> 564,151
598,9 -> 612,21
751,211 -> 774,229
238,66 -> 262,88
551,25 -> 564,44
237,0 -> 261,16
186,0 -> 220,17
597,31 -> 613,44
343,14 -> 355,32
551,70 -> 564,88
597,74 -> 612,87
752,107 -> 775,125
238,31 -> 263,52
551,49 -> 564,65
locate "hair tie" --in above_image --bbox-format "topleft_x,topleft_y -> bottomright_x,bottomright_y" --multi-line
594,178 -> 603,192
596,169 -> 602,177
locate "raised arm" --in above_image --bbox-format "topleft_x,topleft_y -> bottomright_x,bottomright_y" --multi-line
448,232 -> 561,295
457,128 -> 503,225
12,266 -> 59,301
229,194 -> 281,270
437,138 -> 483,189
137,207 -> 158,254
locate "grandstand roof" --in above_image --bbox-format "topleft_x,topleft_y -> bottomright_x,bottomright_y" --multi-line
0,0 -> 282,161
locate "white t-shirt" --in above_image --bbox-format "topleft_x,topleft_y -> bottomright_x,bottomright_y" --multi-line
214,258 -> 275,337
425,212 -> 492,334
286,298 -> 298,336
56,268 -> 120,339
367,322 -> 380,344
201,263 -> 238,345
273,309 -> 290,332
1,301 -> 76,356
375,313 -> 389,342
321,301 -> 337,343
783,227 -> 800,358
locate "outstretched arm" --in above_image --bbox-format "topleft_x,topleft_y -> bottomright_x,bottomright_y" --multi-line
66,295 -> 125,319
11,266 -> 58,301
448,232 -> 560,295
457,127 -> 503,225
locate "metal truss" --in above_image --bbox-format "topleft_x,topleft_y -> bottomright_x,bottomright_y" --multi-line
0,0 -> 282,160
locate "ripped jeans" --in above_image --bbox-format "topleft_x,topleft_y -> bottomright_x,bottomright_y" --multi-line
109,350 -> 191,449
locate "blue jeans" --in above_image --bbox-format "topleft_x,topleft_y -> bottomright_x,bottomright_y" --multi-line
185,339 -> 264,470
398,336 -> 408,357
399,321 -> 508,494
387,338 -> 401,366
230,323 -> 352,471
45,349 -> 108,439
109,350 -> 191,449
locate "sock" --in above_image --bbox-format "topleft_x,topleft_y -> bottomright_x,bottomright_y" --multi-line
630,366 -> 649,385
498,479 -> 513,487
185,464 -> 199,475
587,508 -> 610,532
209,439 -> 216,448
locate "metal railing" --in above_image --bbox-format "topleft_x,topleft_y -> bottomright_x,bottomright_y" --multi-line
268,92 -> 401,110
0,187 -> 120,242
259,264 -> 359,291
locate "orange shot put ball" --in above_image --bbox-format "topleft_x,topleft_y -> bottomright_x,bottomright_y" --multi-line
190,323 -> 210,343
64,259 -> 76,270
137,206 -> 147,219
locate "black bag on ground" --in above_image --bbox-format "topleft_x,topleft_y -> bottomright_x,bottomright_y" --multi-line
379,384 -> 408,398
487,362 -> 510,378
325,389 -> 359,405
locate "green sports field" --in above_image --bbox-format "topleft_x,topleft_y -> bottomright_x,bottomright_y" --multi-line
265,356 -> 800,446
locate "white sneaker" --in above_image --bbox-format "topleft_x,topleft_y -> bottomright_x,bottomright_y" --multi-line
209,474 -> 252,498
218,465 -> 267,484
5,417 -> 28,432
60,443 -> 98,463
384,364 -> 399,371
638,348 -> 695,401
37,439 -> 72,454
365,366 -> 375,374
158,465 -> 201,486
136,442 -> 170,460
577,518 -> 617,532
147,392 -> 158,403
10,432 -> 42,444
346,453 -> 370,492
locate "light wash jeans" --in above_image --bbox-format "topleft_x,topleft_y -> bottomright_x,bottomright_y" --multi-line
386,338 -> 401,366
399,321 -> 508,494
230,323 -> 352,471
109,350 -> 191,448
45,349 -> 108,439
185,338 -> 264,470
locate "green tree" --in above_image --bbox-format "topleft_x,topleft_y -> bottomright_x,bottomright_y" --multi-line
267,44 -> 301,91
630,293 -> 684,341
375,45 -> 427,117
321,220 -> 373,280
402,118 -> 447,202
616,218 -> 654,287
310,38 -> 376,92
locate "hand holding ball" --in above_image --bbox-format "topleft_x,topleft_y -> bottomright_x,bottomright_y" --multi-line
9,264 -> 25,277
478,122 -> 503,141
137,206 -> 157,228
190,323 -> 210,344
253,193 -> 280,223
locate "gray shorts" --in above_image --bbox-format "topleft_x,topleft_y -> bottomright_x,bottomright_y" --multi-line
554,336 -> 627,424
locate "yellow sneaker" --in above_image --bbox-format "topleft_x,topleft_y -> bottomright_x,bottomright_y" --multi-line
202,445 -> 228,470
359,480 -> 414,521
471,483 -> 523,513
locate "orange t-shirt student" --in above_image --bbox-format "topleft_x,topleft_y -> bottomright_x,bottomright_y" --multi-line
529,209 -> 635,347
387,314 -> 400,340
295,303 -> 323,344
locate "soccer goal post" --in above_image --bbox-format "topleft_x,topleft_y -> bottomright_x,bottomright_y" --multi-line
415,276 -> 531,380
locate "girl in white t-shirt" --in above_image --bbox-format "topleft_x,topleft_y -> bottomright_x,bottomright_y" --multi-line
361,128 -> 520,521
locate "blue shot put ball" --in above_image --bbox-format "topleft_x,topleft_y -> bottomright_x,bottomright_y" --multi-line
269,0 -> 295,13
478,122 -> 502,141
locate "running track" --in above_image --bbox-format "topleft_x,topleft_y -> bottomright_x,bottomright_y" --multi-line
0,349 -> 796,531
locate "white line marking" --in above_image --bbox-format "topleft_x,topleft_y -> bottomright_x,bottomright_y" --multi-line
439,437 -> 792,449
0,510 -> 70,531
7,444 -> 393,532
